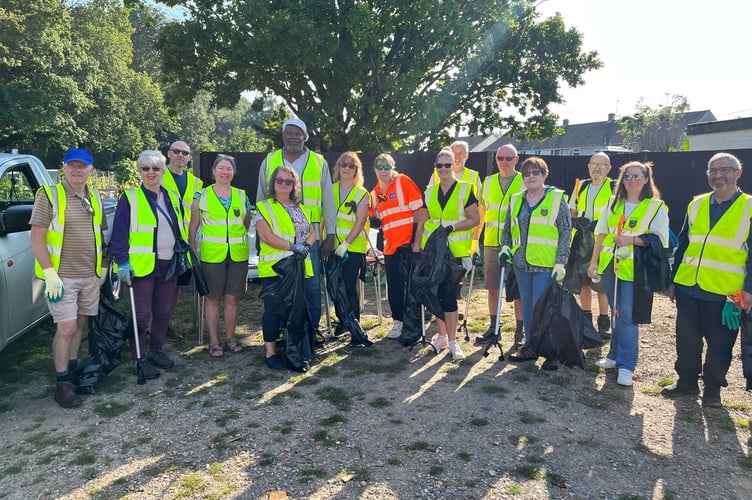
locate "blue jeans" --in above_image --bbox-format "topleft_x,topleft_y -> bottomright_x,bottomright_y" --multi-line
601,272 -> 638,371
305,241 -> 322,330
514,268 -> 553,346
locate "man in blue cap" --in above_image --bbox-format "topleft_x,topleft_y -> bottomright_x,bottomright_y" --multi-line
30,148 -> 107,408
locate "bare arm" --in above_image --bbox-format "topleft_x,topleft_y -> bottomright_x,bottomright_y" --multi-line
30,225 -> 52,269
455,202 -> 480,233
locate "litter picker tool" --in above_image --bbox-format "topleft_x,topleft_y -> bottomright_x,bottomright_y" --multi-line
612,214 -> 626,331
128,285 -> 146,385
483,260 -> 506,362
458,259 -> 476,342
321,254 -> 333,337
362,228 -> 383,324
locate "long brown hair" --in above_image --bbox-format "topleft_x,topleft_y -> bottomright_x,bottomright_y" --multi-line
610,161 -> 660,212
268,166 -> 302,204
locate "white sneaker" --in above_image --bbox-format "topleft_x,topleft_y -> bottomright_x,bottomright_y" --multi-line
387,320 -> 403,339
449,340 -> 465,361
595,358 -> 616,369
432,335 -> 448,352
617,368 -> 633,387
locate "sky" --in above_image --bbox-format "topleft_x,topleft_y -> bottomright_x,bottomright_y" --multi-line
535,0 -> 752,125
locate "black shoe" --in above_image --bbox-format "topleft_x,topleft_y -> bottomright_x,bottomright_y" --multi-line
314,331 -> 326,348
350,338 -> 374,347
541,359 -> 559,371
702,387 -> 722,408
474,326 -> 495,344
135,359 -> 161,380
661,382 -> 700,398
165,327 -> 183,342
148,351 -> 174,369
54,381 -> 83,408
597,315 -> 611,338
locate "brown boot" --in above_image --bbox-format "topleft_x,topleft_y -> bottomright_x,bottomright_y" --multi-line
54,381 -> 82,408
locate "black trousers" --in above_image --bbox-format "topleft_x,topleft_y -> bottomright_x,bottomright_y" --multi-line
674,288 -> 738,388
384,253 -> 408,322
740,311 -> 752,381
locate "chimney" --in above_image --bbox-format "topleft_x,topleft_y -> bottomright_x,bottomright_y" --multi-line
608,113 -> 615,122
562,119 -> 569,127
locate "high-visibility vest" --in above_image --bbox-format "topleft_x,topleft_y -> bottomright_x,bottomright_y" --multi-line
481,172 -> 523,247
333,182 -> 369,254
198,186 -> 249,263
34,183 -> 103,278
371,174 -> 423,255
162,168 -> 203,227
674,192 -> 752,295
430,167 -> 481,196
256,199 -> 313,278
575,179 -> 612,221
598,197 -> 665,282
121,187 -> 185,277
264,149 -> 325,223
509,188 -> 565,267
422,181 -> 474,257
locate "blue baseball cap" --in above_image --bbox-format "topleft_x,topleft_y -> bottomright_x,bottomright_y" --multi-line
63,148 -> 93,166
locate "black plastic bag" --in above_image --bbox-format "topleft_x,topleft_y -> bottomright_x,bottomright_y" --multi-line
73,279 -> 127,394
396,247 -> 423,346
564,217 -> 597,294
529,280 -> 604,369
165,238 -> 192,282
258,255 -> 313,371
189,248 -> 209,296
324,255 -> 373,347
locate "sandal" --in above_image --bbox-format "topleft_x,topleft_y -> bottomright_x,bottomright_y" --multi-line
510,345 -> 537,362
209,344 -> 224,358
225,338 -> 244,354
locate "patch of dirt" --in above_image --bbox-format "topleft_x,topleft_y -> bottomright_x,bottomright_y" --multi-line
2,276 -> 752,500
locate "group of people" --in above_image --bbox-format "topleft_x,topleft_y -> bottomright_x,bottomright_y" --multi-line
31,117 -> 752,409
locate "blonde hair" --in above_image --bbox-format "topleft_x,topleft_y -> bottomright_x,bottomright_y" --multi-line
373,153 -> 398,179
332,151 -> 364,186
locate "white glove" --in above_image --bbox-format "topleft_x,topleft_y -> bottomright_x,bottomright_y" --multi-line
335,241 -> 350,258
551,263 -> 566,283
461,257 -> 473,274
43,267 -> 64,302
615,246 -> 630,260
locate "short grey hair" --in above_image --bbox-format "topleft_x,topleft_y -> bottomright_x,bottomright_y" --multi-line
136,150 -> 166,170
708,152 -> 742,170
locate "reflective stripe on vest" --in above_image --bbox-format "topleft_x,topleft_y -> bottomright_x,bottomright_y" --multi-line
265,149 -> 325,223
430,167 -> 480,196
509,188 -> 564,267
124,188 -> 157,277
576,180 -> 612,221
34,183 -> 103,278
256,199 -> 313,278
422,181 -> 473,257
198,186 -> 249,263
333,182 -> 369,254
674,193 -> 752,294
162,169 -> 203,227
481,172 -> 523,247
598,198 -> 664,282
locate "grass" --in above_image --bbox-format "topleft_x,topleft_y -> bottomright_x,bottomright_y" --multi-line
319,414 -> 347,426
470,417 -> 489,427
406,441 -> 430,451
368,396 -> 391,408
457,451 -> 472,462
174,473 -> 208,497
312,430 -> 339,447
93,401 -> 132,418
517,410 -> 546,424
427,464 -> 444,476
315,386 -> 352,411
480,385 -> 508,397
71,452 -> 96,465
299,468 -> 327,483
515,464 -> 546,480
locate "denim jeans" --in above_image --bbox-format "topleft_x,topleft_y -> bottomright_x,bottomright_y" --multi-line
514,268 -> 553,346
601,271 -> 639,371
260,276 -> 284,343
305,241 -> 322,330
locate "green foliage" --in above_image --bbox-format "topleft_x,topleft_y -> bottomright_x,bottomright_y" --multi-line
619,95 -> 690,152
158,0 -> 600,151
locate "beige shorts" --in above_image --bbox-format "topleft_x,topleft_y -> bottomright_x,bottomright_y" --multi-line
483,246 -> 502,289
203,258 -> 248,300
47,275 -> 101,323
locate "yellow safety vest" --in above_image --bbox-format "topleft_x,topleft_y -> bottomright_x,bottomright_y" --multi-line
34,183 -> 103,278
162,168 -> 203,227
256,199 -> 313,278
430,167 -> 481,196
333,182 -> 369,254
198,186 -> 249,264
509,188 -> 565,267
598,198 -> 665,282
674,192 -> 752,295
481,172 -> 523,247
422,181 -> 474,257
265,149 -> 325,223
575,179 -> 612,221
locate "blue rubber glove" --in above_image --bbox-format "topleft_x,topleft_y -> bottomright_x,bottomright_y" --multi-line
290,243 -> 310,259
116,261 -> 133,286
498,245 -> 512,266
721,300 -> 741,330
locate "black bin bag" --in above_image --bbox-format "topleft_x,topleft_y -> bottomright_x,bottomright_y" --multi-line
324,255 -> 373,347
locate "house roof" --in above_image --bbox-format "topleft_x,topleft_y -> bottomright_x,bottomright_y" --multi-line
687,116 -> 752,135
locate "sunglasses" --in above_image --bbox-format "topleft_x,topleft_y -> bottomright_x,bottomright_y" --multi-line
339,162 -> 357,170
435,162 -> 453,169
375,164 -> 392,171
522,169 -> 542,177
140,166 -> 162,172
170,149 -> 191,156
623,173 -> 646,181
275,178 -> 294,186
496,156 -> 515,162
81,196 -> 94,216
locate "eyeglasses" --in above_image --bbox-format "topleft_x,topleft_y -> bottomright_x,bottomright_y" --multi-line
435,163 -> 453,169
140,166 -> 162,172
81,196 -> 94,216
275,178 -> 294,186
623,173 -> 646,181
375,164 -> 392,171
589,162 -> 609,169
496,156 -> 515,162
170,149 -> 191,156
522,169 -> 542,177
707,166 -> 737,175
339,162 -> 357,170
